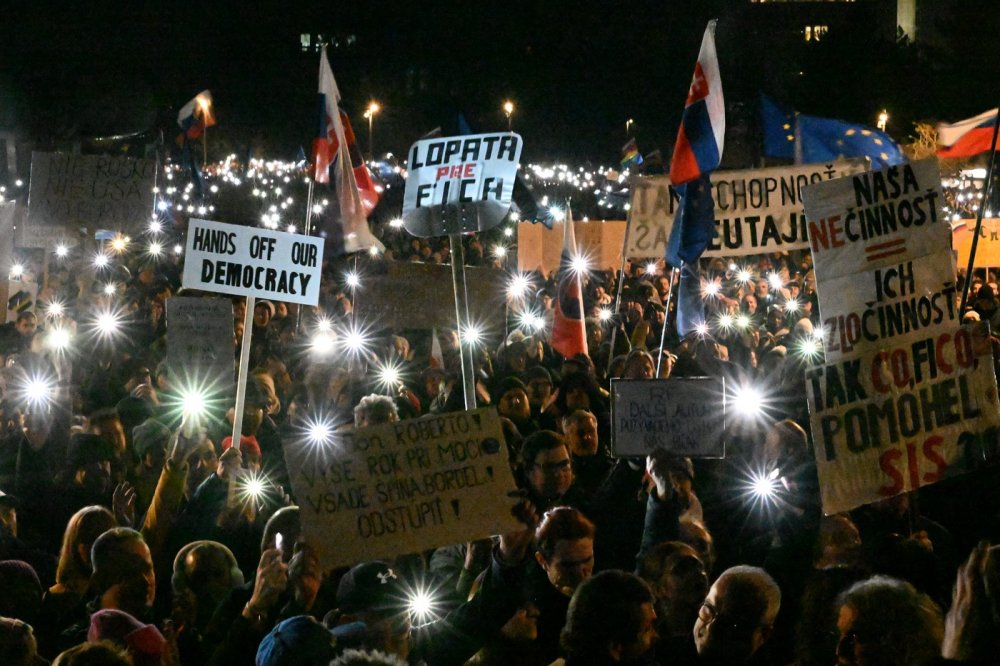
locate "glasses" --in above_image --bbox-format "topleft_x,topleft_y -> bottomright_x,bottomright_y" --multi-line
533,459 -> 572,474
698,602 -> 754,634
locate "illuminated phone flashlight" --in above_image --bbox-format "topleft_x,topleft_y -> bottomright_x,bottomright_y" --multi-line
748,467 -> 782,505
103,283 -> 117,296
274,532 -> 284,553
717,313 -> 734,332
598,307 -> 613,322
55,245 -> 69,258
569,253 -> 590,276
794,337 -> 823,362
645,262 -> 658,276
10,263 -> 24,279
240,472 -> 268,505
180,387 -> 207,419
341,324 -> 372,355
784,299 -> 800,314
461,324 -> 482,347
375,360 -> 403,393
147,241 -> 163,258
735,314 -> 750,330
46,301 -> 65,319
148,220 -> 163,234
406,584 -> 441,627
93,310 -> 123,340
22,375 -> 55,409
694,322 -> 710,337
492,245 -> 508,259
506,273 -> 532,300
110,235 -> 129,253
731,383 -> 764,419
735,267 -> 753,285
93,252 -> 110,269
311,329 -> 336,355
47,328 -> 72,351
306,417 -> 334,446
702,281 -> 720,298
345,271 -> 361,289
768,273 -> 783,290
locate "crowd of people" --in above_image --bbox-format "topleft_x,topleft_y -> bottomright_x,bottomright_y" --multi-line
0,234 -> 999,666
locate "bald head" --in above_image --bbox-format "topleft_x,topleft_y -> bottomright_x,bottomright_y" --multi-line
693,566 -> 780,663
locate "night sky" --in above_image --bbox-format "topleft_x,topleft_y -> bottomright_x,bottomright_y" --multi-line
3,1 -> 999,165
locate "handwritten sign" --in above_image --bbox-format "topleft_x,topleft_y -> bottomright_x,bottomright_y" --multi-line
287,408 -> 520,570
166,297 -> 234,398
626,161 -> 864,258
181,219 -> 324,306
611,378 -> 726,457
805,322 -> 1000,515
402,133 -> 523,237
26,152 -> 156,247
353,262 -> 505,330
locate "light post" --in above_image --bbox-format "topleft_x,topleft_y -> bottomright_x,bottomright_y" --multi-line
877,109 -> 889,132
363,101 -> 380,161
626,118 -> 634,135
503,100 -> 515,131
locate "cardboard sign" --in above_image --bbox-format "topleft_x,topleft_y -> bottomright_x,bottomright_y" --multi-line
806,322 -> 1000,515
626,161 -> 864,257
181,219 -> 324,306
166,297 -> 234,397
953,219 -> 1000,268
403,133 -> 523,237
26,152 -> 156,247
802,159 -> 947,280
610,378 -> 726,457
287,408 -> 520,570
353,261 -> 504,330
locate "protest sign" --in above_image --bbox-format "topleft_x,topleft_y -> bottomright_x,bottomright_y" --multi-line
181,218 -> 324,306
353,261 -> 504,330
26,152 -> 156,247
952,219 -> 1000,268
166,297 -> 234,397
805,322 -> 1000,515
802,159 -> 947,280
287,408 -> 521,570
626,161 -> 864,258
403,133 -> 523,237
611,378 -> 726,457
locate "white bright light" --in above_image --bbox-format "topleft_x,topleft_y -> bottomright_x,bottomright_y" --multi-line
345,271 -> 361,288
149,220 -> 163,233
507,273 -> 531,300
750,467 -> 781,500
95,311 -> 122,337
570,254 -> 589,275
492,245 -> 508,259
768,273 -> 783,290
10,264 -> 23,279
148,242 -> 163,257
736,314 -> 750,330
389,218 -> 404,229
695,322 -> 710,337
307,419 -> 334,446
784,299 -> 800,314
702,281 -> 720,298
550,207 -> 566,222
173,244 -> 183,255
736,268 -> 753,285
111,236 -> 128,253
23,376 -> 54,408
311,331 -> 336,354
645,262 -> 657,275
93,253 -> 110,268
181,388 -> 207,418
103,283 -> 117,296
55,245 -> 69,258
732,384 -> 763,418
46,301 -> 65,319
718,313 -> 734,331
462,325 -> 482,346
46,328 -> 71,349
598,307 -> 613,322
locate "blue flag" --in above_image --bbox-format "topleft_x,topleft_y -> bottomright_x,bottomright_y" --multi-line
665,173 -> 716,268
675,263 -> 706,339
760,94 -> 905,168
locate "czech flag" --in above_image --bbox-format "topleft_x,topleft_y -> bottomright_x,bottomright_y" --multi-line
550,208 -> 588,360
938,109 -> 999,159
176,90 -> 215,145
669,20 -> 725,186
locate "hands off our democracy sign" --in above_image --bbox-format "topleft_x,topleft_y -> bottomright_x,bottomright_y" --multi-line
402,132 -> 523,237
181,219 -> 324,306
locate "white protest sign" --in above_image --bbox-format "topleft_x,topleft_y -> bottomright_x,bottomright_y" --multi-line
166,297 -> 234,396
805,322 -> 1000,515
816,252 -> 959,361
26,152 -> 156,247
287,408 -> 520,570
802,159 -> 947,280
402,133 -> 523,237
626,161 -> 865,258
181,219 -> 324,306
611,378 -> 726,458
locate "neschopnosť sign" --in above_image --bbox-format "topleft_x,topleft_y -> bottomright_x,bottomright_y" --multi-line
181,219 -> 324,306
626,160 -> 865,258
610,378 -> 726,458
286,408 -> 521,570
402,133 -> 523,237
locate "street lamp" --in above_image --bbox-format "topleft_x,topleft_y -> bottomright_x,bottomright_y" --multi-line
626,118 -> 635,135
503,100 -> 515,131
363,101 -> 380,162
877,109 -> 889,132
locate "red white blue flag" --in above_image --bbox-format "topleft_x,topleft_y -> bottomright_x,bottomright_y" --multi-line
669,21 -> 724,186
551,208 -> 588,360
176,90 -> 215,145
938,108 -> 999,159
314,47 -> 382,253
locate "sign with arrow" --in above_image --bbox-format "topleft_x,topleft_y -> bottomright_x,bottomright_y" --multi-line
286,408 -> 520,570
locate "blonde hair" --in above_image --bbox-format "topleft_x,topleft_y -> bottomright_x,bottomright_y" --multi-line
54,506 -> 116,595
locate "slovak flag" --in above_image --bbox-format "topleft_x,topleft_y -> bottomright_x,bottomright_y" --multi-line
938,109 -> 999,159
669,20 -> 724,186
176,90 -> 215,144
314,47 -> 382,253
550,208 -> 588,360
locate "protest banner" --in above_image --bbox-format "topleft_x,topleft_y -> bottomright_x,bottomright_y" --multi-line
353,261 -> 504,330
626,160 -> 864,258
801,159 -> 947,280
287,408 -> 521,570
181,218 -> 324,305
610,378 -> 726,457
166,297 -> 235,398
25,152 -> 156,247
805,322 -> 1000,515
403,132 -> 523,237
952,218 -> 1000,268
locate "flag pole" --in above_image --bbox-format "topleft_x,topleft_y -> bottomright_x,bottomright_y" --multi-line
606,201 -> 634,378
655,265 -> 681,376
959,110 -> 1000,313
449,223 -> 478,410
294,176 -> 316,335
228,294 -> 255,508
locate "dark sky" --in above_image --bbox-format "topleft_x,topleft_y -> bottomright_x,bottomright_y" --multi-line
2,1 -> 998,164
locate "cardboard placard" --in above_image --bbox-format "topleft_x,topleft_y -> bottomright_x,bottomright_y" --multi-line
166,297 -> 235,397
26,152 -> 156,247
611,378 -> 726,458
626,160 -> 865,257
287,408 -> 520,570
806,322 -> 1000,515
952,219 -> 1000,268
352,261 -> 505,330
181,218 -> 324,306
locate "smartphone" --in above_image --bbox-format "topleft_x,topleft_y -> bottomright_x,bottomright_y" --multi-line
275,532 -> 284,554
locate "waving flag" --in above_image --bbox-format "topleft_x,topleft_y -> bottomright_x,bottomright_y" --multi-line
670,20 -> 724,186
551,209 -> 588,359
938,109 -> 1000,159
176,90 -> 215,144
761,95 -> 905,168
621,138 -> 643,169
314,47 -> 382,254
